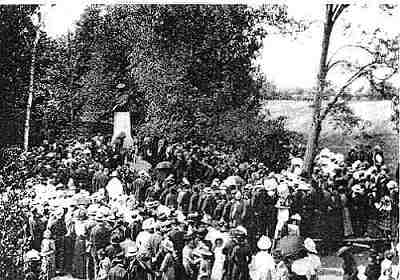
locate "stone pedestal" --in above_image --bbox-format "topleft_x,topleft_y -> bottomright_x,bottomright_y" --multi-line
112,111 -> 133,148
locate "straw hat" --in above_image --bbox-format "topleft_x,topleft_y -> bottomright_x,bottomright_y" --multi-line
337,246 -> 352,257
43,229 -> 52,239
87,204 -> 99,217
145,200 -> 160,209
235,225 -> 247,236
126,245 -> 138,257
25,249 -> 41,262
95,212 -> 105,222
291,214 -> 301,221
155,161 -> 173,170
296,183 -> 311,191
304,238 -> 317,254
193,248 -> 213,257
257,235 -> 272,250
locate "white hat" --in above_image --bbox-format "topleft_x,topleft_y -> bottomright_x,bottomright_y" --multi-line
319,148 -> 331,157
235,225 -> 247,236
387,180 -> 398,190
125,245 -> 138,257
257,235 -> 272,250
142,218 -> 155,230
25,249 -> 41,262
111,171 -> 119,177
351,184 -> 363,193
291,214 -> 301,221
291,157 -> 303,167
264,178 -> 278,191
87,204 -> 99,216
296,182 -> 311,191
304,238 -> 317,254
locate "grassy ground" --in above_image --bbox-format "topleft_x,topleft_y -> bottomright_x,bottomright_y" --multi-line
262,100 -> 399,173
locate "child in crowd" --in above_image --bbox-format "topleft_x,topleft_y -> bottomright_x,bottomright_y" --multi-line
97,249 -> 111,280
40,230 -> 56,280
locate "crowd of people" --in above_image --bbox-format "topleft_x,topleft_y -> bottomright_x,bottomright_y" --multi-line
0,133 -> 399,280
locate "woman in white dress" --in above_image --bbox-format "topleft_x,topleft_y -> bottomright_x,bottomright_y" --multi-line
304,238 -> 321,280
252,235 -> 275,280
211,238 -> 225,280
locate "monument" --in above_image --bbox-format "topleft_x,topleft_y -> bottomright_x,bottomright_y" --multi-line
112,83 -> 134,149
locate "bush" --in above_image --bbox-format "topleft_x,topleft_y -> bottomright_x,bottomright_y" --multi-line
136,107 -> 304,171
0,189 -> 28,280
211,109 -> 304,171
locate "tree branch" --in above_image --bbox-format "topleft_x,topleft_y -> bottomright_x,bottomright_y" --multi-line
326,59 -> 350,73
320,62 -> 375,120
327,44 -> 375,67
326,4 -> 335,25
332,4 -> 349,23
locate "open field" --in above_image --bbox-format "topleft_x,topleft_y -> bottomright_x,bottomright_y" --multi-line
262,100 -> 399,173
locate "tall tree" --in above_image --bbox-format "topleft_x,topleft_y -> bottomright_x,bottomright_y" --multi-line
52,5 -> 292,142
0,5 -> 38,145
23,7 -> 42,151
302,4 -> 399,176
303,5 -> 348,175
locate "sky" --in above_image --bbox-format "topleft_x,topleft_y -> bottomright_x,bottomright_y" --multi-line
41,1 -> 400,90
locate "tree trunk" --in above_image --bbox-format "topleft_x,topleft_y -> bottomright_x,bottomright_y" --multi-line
23,28 -> 40,152
303,6 -> 334,176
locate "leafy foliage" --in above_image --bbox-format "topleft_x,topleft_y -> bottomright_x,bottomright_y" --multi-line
0,5 -> 39,145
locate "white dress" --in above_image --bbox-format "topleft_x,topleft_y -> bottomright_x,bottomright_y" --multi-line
252,251 -> 275,280
106,177 -> 124,200
306,254 -> 321,277
136,231 -> 152,255
211,247 -> 225,280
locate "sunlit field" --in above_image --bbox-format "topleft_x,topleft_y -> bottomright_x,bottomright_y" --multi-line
262,100 -> 399,173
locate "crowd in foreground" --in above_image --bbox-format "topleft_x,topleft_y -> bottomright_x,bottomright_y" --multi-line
0,133 -> 399,280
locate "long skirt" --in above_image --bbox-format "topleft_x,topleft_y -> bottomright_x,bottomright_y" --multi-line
231,264 -> 250,280
41,255 -> 56,280
64,235 -> 74,273
342,207 -> 354,237
55,237 -> 65,271
72,237 -> 87,279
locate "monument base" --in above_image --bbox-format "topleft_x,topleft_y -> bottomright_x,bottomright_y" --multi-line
112,111 -> 133,148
